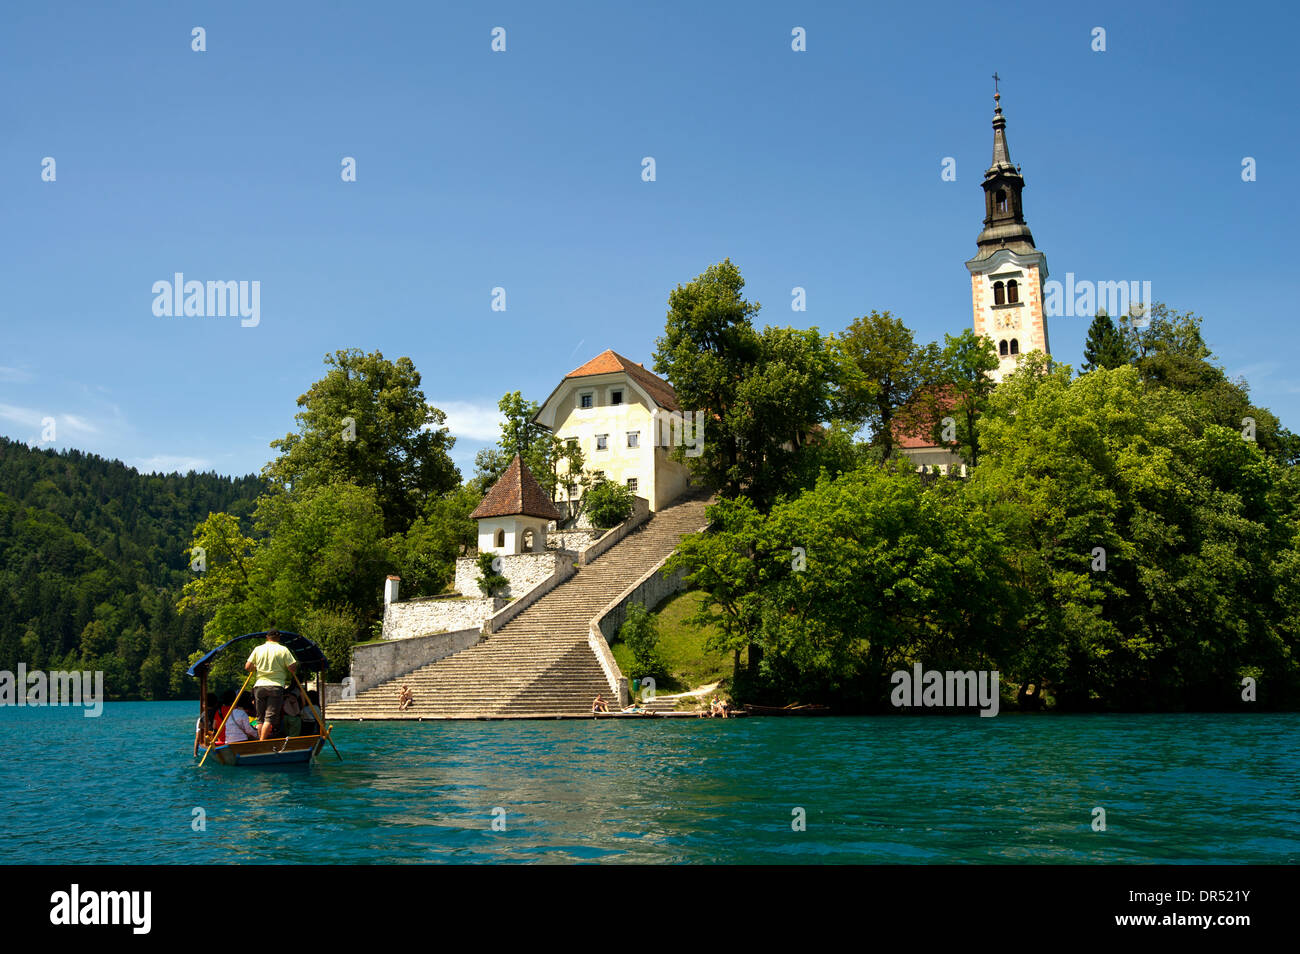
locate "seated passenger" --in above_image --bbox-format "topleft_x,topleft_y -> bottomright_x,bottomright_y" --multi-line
301,689 -> 320,735
194,693 -> 220,756
225,693 -> 258,743
282,685 -> 304,736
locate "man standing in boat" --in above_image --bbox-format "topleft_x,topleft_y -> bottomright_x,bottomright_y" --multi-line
245,628 -> 298,741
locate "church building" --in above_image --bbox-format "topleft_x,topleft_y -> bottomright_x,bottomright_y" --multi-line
900,87 -> 1052,468
966,85 -> 1051,383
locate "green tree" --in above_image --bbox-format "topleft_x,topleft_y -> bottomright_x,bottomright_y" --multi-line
618,602 -> 667,680
583,478 -> 636,528
390,485 -> 481,597
832,311 -> 937,459
269,350 -> 459,535
1080,310 -> 1133,372
926,329 -> 1000,466
653,259 -> 762,500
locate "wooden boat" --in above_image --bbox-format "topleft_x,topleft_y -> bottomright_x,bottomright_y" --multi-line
208,734 -> 324,766
742,702 -> 831,716
187,630 -> 340,767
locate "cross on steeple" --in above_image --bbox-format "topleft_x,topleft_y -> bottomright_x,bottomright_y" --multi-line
992,72 -> 1000,96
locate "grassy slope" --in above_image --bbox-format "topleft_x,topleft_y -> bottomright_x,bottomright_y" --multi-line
610,589 -> 736,694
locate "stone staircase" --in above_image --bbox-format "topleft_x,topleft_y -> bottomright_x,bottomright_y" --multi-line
327,494 -> 710,719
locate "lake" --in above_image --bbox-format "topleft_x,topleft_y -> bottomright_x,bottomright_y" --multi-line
2,703 -> 1296,864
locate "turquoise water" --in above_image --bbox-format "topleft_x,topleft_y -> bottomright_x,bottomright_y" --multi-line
2,703 -> 1296,864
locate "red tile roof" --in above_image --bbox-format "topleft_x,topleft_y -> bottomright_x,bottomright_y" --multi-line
469,454 -> 563,521
892,388 -> 957,449
566,349 -> 680,411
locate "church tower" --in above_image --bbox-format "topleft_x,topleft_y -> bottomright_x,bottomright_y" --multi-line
966,84 -> 1050,382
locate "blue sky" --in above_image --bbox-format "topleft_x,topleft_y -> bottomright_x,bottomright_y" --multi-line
2,1 -> 1297,479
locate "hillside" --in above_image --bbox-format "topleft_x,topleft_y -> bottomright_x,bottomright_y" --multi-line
0,437 -> 264,699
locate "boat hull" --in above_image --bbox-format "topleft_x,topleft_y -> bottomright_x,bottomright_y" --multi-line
206,735 -> 324,766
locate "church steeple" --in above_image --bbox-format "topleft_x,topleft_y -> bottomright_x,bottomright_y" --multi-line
965,77 -> 1050,384
974,86 -> 1036,258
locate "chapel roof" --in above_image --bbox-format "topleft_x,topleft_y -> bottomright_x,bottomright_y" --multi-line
469,454 -> 563,521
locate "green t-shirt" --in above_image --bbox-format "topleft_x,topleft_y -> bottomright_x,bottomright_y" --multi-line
247,641 -> 297,688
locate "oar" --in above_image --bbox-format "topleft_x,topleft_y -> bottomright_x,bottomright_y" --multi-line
292,670 -> 341,761
199,670 -> 255,767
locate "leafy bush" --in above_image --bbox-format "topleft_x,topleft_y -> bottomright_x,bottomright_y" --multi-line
618,602 -> 666,679
584,479 -> 635,528
476,552 -> 509,596
302,605 -> 361,683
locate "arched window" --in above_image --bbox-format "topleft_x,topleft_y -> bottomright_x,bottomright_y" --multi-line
999,340 -> 1009,357
996,190 -> 1008,213
1010,338 -> 1019,355
1006,279 -> 1019,304
495,528 -> 505,548
993,281 -> 1006,305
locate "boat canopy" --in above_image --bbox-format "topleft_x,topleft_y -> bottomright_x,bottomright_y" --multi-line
186,631 -> 328,678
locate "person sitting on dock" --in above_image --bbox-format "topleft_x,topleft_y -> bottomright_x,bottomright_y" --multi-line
592,693 -> 609,713
245,628 -> 298,741
397,685 -> 414,711
223,690 -> 258,743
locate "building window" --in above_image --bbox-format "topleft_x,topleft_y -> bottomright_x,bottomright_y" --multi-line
495,528 -> 505,548
611,389 -> 623,405
993,281 -> 1006,306
1010,338 -> 1020,355
579,392 -> 594,409
626,478 -> 638,492
565,437 -> 578,451
1006,279 -> 1019,304
999,340 -> 1009,357
596,434 -> 608,451
996,189 -> 1008,213
626,431 -> 639,448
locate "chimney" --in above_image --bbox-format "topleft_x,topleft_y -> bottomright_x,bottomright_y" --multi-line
384,575 -> 400,605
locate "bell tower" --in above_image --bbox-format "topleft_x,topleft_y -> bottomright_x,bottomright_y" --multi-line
966,79 -> 1050,382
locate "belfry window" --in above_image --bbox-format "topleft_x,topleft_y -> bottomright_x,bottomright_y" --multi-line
1010,339 -> 1020,355
495,528 -> 505,548
996,190 -> 1008,213
993,281 -> 1006,305
1006,279 -> 1019,304
999,340 -> 1009,357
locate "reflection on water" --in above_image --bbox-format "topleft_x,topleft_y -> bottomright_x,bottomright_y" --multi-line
1,704 -> 1296,864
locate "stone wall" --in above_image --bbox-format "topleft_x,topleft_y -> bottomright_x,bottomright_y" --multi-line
454,551 -> 567,598
346,627 -> 482,696
594,562 -> 689,642
547,529 -> 598,552
382,595 -> 505,641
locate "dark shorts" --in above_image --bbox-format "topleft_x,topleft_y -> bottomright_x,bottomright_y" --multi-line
255,686 -> 285,725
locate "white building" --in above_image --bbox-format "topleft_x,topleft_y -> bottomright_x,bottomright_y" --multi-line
533,349 -> 694,513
